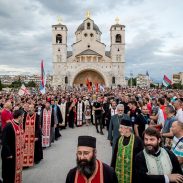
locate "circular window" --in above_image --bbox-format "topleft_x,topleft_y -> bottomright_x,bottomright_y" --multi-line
84,33 -> 87,37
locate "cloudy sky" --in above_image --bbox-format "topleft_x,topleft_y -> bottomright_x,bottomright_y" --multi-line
0,0 -> 183,82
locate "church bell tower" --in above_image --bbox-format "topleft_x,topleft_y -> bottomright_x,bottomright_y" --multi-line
52,18 -> 68,88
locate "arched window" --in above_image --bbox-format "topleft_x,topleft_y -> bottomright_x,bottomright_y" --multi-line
87,22 -> 90,29
115,34 -> 121,43
56,34 -> 62,44
112,76 -> 115,84
65,76 -> 68,84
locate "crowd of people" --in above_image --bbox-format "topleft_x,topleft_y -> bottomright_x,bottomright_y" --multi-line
0,87 -> 183,183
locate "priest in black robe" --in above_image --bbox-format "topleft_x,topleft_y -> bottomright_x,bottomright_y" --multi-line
111,119 -> 144,183
66,136 -> 118,183
135,127 -> 183,183
67,98 -> 76,128
1,110 -> 24,183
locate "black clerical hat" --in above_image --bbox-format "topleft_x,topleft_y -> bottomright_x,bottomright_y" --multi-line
120,119 -> 132,127
78,136 -> 96,148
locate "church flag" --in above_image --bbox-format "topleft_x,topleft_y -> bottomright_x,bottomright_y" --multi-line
95,82 -> 99,92
99,84 -> 105,92
162,75 -> 172,87
40,60 -> 46,94
18,84 -> 30,96
86,78 -> 91,92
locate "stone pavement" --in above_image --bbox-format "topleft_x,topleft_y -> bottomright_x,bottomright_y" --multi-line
23,125 -> 112,183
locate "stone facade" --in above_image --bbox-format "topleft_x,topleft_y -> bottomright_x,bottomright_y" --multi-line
136,74 -> 150,88
172,72 -> 183,85
52,15 -> 125,89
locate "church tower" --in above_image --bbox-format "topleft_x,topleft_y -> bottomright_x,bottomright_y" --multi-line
110,17 -> 125,86
52,19 -> 68,87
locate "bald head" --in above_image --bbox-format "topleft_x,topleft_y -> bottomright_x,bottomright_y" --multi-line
171,121 -> 183,137
29,104 -> 35,114
4,101 -> 12,110
174,99 -> 182,110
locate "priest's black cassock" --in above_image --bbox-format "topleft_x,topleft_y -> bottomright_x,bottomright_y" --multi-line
135,148 -> 183,183
66,163 -> 118,183
1,123 -> 16,182
34,113 -> 43,163
111,135 -> 144,183
67,102 -> 76,128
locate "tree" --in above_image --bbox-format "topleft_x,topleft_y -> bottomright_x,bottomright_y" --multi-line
172,82 -> 183,89
0,80 -> 2,91
10,80 -> 22,88
128,78 -> 136,87
25,81 -> 36,87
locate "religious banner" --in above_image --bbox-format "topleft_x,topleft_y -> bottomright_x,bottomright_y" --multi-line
18,84 -> 30,96
11,121 -> 24,183
42,109 -> 51,147
23,114 -> 36,167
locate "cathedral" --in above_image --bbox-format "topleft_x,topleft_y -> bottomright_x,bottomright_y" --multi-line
52,12 -> 126,89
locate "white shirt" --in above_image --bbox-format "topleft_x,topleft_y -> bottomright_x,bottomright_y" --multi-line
175,108 -> 183,123
157,108 -> 165,126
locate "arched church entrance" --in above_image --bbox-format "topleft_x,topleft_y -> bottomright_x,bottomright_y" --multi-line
73,70 -> 105,87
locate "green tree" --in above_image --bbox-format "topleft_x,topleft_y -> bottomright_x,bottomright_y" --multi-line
10,80 -> 22,88
26,81 -> 36,87
128,78 -> 136,87
172,82 -> 183,89
0,80 -> 2,91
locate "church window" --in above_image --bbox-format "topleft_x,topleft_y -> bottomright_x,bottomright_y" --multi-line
88,45 -> 90,48
65,76 -> 68,84
57,55 -> 62,62
55,27 -> 57,30
58,48 -> 60,51
115,34 -> 121,43
87,22 -> 90,29
116,55 -> 121,61
118,48 -> 120,52
112,77 -> 115,84
56,34 -> 62,43
84,33 -> 87,37
61,27 -> 63,30
90,33 -> 93,37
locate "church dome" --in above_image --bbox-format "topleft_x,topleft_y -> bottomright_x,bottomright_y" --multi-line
76,20 -> 101,32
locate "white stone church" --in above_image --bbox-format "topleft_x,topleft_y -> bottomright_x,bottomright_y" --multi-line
52,13 -> 126,89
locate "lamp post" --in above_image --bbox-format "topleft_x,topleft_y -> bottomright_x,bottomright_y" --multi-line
130,71 -> 133,88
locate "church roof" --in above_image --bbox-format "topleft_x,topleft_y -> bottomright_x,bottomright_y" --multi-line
76,49 -> 102,56
110,24 -> 125,31
52,23 -> 68,31
76,18 -> 101,33
67,51 -> 73,58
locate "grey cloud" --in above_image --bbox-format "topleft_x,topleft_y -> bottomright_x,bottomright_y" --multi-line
125,32 -> 183,81
168,46 -> 183,57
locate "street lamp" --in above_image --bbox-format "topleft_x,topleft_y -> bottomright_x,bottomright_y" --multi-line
130,71 -> 133,88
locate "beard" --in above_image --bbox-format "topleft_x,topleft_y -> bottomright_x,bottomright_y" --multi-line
77,155 -> 96,179
145,143 -> 159,155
